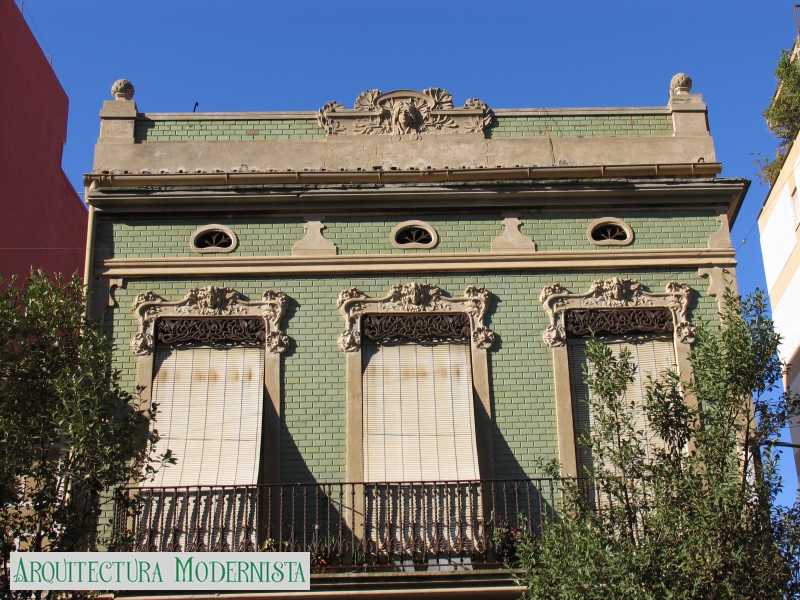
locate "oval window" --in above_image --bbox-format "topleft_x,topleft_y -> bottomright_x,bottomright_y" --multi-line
190,224 -> 238,253
391,221 -> 439,249
587,218 -> 633,246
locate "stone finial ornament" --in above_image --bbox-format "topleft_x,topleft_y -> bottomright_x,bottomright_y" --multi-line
111,79 -> 135,101
670,73 -> 692,95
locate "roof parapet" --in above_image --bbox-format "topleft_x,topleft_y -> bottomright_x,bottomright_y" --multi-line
93,75 -> 714,172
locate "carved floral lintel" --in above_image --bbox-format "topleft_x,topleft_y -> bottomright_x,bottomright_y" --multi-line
317,88 -> 494,138
337,282 -> 495,352
130,285 -> 290,355
539,278 -> 694,348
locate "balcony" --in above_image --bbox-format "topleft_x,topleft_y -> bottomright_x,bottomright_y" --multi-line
113,479 -> 561,572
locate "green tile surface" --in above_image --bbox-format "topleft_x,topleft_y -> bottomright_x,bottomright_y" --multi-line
489,113 -> 673,137
132,113 -> 673,142
134,118 -> 324,142
96,212 -> 720,258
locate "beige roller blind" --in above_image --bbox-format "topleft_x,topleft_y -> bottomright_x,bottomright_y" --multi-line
363,342 -> 480,482
569,336 -> 676,478
144,345 -> 265,488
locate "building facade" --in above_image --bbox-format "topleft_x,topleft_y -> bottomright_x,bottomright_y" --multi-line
1,0 -> 87,279
85,75 -> 745,597
758,129 -> 800,483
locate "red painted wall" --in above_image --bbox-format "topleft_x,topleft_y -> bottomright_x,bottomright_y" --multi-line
0,0 -> 87,279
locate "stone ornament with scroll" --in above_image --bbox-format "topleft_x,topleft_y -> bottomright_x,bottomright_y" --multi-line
130,285 -> 290,355
336,282 -> 495,352
317,88 -> 493,138
539,278 -> 696,348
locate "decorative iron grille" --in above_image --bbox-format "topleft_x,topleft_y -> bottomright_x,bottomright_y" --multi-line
362,313 -> 471,344
565,308 -> 674,337
195,229 -> 234,249
590,223 -> 629,242
395,226 -> 433,245
156,317 -> 266,346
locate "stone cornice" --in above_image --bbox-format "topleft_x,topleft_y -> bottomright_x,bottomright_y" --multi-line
85,164 -> 723,190
95,248 -> 736,279
85,178 -> 748,225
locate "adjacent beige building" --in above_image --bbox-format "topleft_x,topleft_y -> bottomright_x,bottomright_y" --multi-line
758,131 -> 800,482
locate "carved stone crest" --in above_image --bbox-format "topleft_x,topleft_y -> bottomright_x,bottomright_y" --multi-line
539,278 -> 694,348
130,285 -> 290,355
337,283 -> 495,352
317,88 -> 493,138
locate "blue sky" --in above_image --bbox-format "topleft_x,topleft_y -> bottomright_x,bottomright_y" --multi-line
15,0 -> 800,502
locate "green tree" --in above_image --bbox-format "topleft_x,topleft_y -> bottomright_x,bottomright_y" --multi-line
513,290 -> 800,599
754,48 -> 800,185
0,271 -> 166,598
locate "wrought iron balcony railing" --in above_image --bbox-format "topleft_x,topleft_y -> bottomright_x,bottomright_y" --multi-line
113,479 -> 562,571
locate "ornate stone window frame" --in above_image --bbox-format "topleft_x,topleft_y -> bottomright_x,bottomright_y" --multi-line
129,285 -> 290,485
390,220 -> 439,249
337,282 -> 496,484
587,217 -> 634,246
539,278 -> 696,477
189,224 -> 238,254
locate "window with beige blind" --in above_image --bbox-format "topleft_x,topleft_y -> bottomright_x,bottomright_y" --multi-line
144,345 -> 265,488
362,341 -> 481,483
568,335 -> 677,478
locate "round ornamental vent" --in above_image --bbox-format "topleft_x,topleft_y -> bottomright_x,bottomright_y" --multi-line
390,220 -> 439,249
196,230 -> 233,249
587,218 -> 634,246
397,227 -> 432,245
190,224 -> 239,253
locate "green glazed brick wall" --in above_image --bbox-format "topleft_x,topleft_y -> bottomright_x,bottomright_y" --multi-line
105,269 -> 716,483
131,114 -> 673,142
521,211 -> 720,252
96,218 -> 306,258
489,113 -> 674,137
97,212 -> 721,259
134,118 -> 324,142
322,217 -> 503,255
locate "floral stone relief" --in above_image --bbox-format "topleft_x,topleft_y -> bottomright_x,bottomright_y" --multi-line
317,88 -> 494,139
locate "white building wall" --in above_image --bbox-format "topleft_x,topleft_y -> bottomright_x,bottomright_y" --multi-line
760,182 -> 796,290
760,142 -> 800,485
772,269 -> 800,363
789,369 -> 800,481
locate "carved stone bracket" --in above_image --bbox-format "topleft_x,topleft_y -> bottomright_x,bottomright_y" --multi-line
337,282 -> 495,352
539,278 -> 696,348
130,285 -> 290,355
292,215 -> 337,256
491,215 -> 537,252
318,88 -> 494,138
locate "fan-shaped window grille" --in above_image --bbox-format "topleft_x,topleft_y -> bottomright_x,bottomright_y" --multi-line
190,224 -> 238,253
390,221 -> 439,249
587,218 -> 634,246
